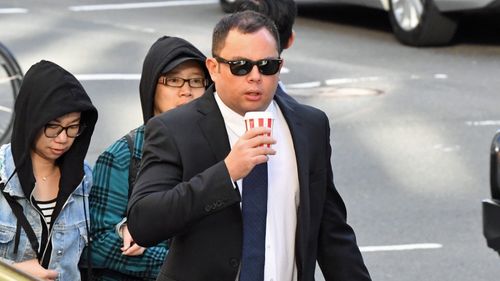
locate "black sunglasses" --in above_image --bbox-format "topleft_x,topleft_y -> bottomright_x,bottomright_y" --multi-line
215,56 -> 282,76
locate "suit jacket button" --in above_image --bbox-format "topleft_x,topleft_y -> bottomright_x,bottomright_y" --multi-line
204,205 -> 211,212
215,200 -> 223,207
229,257 -> 239,268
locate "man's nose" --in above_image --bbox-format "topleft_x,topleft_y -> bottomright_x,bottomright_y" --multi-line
247,65 -> 262,82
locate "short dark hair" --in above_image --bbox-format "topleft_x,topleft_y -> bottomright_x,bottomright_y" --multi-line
236,0 -> 297,52
212,10 -> 280,57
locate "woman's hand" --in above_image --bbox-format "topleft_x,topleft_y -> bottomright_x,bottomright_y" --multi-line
120,225 -> 146,256
12,259 -> 58,281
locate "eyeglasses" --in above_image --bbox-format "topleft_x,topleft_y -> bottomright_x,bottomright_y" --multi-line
159,77 -> 208,88
215,56 -> 282,76
44,123 -> 86,138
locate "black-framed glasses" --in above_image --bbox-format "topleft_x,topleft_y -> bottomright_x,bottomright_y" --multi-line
159,77 -> 208,88
44,123 -> 86,138
215,56 -> 282,76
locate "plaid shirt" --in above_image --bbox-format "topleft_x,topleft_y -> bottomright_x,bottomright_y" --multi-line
83,125 -> 167,280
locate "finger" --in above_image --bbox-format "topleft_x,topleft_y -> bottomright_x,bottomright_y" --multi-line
121,240 -> 132,251
122,244 -> 145,256
246,135 -> 276,149
46,270 -> 59,279
122,237 -> 132,249
128,244 -> 144,253
248,144 -> 276,158
122,242 -> 136,254
242,127 -> 272,140
251,154 -> 273,166
255,143 -> 277,158
120,241 -> 134,252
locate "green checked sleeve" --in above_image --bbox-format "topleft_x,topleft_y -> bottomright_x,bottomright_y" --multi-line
84,126 -> 167,280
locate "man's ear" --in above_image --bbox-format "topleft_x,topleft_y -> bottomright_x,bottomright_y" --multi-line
278,58 -> 285,73
206,57 -> 219,82
284,30 -> 296,50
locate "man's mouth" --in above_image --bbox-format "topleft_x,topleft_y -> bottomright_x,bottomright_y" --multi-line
245,91 -> 262,101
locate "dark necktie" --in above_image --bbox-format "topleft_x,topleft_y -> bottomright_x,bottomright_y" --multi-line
240,162 -> 268,281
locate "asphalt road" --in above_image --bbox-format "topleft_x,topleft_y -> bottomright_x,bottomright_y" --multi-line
1,1 -> 500,280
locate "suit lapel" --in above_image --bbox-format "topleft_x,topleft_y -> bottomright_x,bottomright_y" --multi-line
196,86 -> 232,162
274,86 -> 310,271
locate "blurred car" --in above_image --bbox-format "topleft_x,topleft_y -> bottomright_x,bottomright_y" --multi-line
219,0 -> 500,46
0,261 -> 40,281
483,131 -> 500,255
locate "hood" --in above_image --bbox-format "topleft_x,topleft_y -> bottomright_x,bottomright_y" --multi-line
139,36 -> 209,123
10,60 -> 98,201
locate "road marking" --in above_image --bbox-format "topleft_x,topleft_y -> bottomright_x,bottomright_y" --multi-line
433,144 -> 460,152
434,73 -> 448,79
466,120 -> 500,126
287,81 -> 321,89
69,0 -> 218,12
360,243 -> 442,252
325,76 -> 380,85
94,20 -> 156,33
285,77 -> 381,89
0,105 -> 13,113
280,67 -> 290,74
0,8 -> 28,14
75,74 -> 141,81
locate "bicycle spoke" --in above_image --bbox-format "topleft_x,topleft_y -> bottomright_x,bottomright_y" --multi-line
0,42 -> 23,144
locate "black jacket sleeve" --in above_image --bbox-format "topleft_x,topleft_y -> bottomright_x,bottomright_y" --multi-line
317,114 -> 371,281
127,116 -> 241,247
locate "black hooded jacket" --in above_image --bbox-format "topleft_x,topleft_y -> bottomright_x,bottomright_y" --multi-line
11,60 -> 98,226
139,36 -> 208,124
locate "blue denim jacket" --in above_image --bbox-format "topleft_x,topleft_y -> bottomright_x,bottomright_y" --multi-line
0,143 -> 91,281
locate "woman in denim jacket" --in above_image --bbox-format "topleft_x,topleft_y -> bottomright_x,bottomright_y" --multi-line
0,60 -> 98,281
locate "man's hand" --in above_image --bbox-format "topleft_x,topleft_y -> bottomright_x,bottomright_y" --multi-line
12,259 -> 58,281
120,225 -> 146,256
224,127 -> 276,181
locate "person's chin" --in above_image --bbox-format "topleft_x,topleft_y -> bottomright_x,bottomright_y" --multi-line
245,98 -> 272,110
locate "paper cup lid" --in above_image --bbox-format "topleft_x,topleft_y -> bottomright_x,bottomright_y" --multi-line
244,111 -> 274,120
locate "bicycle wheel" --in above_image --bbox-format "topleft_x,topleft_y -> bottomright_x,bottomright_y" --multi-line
0,42 -> 23,145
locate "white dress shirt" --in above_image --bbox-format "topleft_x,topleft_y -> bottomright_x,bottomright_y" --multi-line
214,93 -> 299,281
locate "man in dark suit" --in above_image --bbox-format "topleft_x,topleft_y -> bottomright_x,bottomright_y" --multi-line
128,10 -> 371,281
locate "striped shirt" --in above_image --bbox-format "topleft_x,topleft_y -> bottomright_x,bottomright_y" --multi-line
35,198 -> 56,227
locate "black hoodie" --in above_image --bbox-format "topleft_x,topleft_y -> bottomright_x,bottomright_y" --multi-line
11,60 -> 98,225
139,36 -> 209,124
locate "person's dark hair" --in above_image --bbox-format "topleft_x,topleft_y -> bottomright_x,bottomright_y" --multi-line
236,0 -> 296,52
212,10 -> 280,57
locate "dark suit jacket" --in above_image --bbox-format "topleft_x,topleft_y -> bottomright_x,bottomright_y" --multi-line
128,85 -> 371,281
